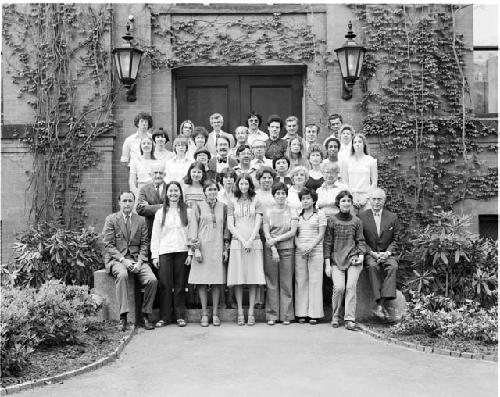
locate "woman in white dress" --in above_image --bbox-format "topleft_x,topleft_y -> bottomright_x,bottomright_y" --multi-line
129,136 -> 160,199
164,137 -> 193,183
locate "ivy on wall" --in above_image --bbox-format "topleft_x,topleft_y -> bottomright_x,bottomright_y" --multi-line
351,4 -> 498,230
2,4 -> 116,228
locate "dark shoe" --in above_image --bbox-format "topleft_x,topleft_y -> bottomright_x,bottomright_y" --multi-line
345,320 -> 357,331
143,314 -> 155,330
177,318 -> 187,327
254,303 -> 265,309
331,318 -> 339,328
298,318 -> 306,324
119,316 -> 128,332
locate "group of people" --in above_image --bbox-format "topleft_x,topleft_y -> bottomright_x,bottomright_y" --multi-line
103,111 -> 399,331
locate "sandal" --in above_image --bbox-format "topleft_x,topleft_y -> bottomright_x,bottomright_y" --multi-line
177,319 -> 187,327
247,315 -> 255,326
237,314 -> 245,326
345,320 -> 357,331
309,319 -> 317,325
298,318 -> 306,324
155,320 -> 167,328
331,318 -> 339,328
200,315 -> 209,327
267,320 -> 275,326
283,320 -> 291,325
212,315 -> 221,327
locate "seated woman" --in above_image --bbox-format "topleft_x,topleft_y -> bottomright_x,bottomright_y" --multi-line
164,137 -> 193,183
182,161 -> 207,209
287,137 -> 310,176
151,181 -> 192,328
263,182 -> 299,325
305,144 -> 325,191
188,179 -> 229,327
316,162 -> 348,220
287,166 -> 309,214
227,174 -> 266,326
228,126 -> 249,158
295,187 -> 327,324
187,126 -> 209,160
323,190 -> 365,331
152,128 -> 174,162
129,136 -> 160,199
273,155 -> 292,188
341,133 -> 377,213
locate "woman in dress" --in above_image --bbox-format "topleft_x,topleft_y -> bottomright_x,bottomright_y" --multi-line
129,136 -> 159,198
182,161 -> 207,208
287,166 -> 309,214
287,137 -> 310,176
187,126 -> 209,160
217,167 -> 237,205
152,128 -> 174,162
164,137 -> 193,183
262,182 -> 299,325
305,144 -> 325,191
151,181 -> 192,327
188,180 -> 229,327
341,133 -> 377,213
316,162 -> 348,220
294,187 -> 327,324
227,174 -> 266,326
323,190 -> 365,330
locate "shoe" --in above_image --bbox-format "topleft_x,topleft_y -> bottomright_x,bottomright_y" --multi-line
143,314 -> 155,330
345,320 -> 357,331
118,316 -> 128,332
200,315 -> 209,327
298,318 -> 306,324
155,320 -> 167,328
373,304 -> 385,320
283,320 -> 291,325
309,319 -> 317,325
212,315 -> 221,326
254,303 -> 264,309
177,318 -> 187,327
237,314 -> 245,326
247,315 -> 255,326
331,318 -> 339,328
267,320 -> 276,326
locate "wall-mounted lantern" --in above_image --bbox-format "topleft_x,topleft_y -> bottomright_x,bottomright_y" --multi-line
112,16 -> 143,102
334,21 -> 366,100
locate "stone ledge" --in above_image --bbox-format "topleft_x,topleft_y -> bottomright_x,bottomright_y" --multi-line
0,327 -> 136,396
357,324 -> 498,362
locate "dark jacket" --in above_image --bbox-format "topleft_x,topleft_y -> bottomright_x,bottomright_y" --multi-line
358,209 -> 399,254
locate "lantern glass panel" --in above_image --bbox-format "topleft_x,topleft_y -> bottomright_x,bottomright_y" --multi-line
119,50 -> 131,80
337,50 -> 348,78
130,51 -> 142,81
347,48 -> 361,78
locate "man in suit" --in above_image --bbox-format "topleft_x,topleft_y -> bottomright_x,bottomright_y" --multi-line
208,136 -> 238,177
206,113 -> 235,156
102,191 -> 158,331
137,163 -> 166,239
358,187 -> 400,322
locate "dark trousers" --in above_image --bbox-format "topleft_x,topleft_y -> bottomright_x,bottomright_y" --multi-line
365,256 -> 398,302
158,252 -> 187,322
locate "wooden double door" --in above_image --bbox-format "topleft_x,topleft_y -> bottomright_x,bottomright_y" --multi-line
175,66 -> 305,137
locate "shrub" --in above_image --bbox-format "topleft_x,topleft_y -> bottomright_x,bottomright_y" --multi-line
0,281 -> 102,377
395,293 -> 498,344
11,222 -> 103,288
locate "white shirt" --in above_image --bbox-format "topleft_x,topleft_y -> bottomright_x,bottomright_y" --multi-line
338,142 -> 353,164
164,156 -> 193,183
345,154 -> 377,193
250,157 -> 273,170
120,131 -> 152,165
247,130 -> 269,146
151,208 -> 190,259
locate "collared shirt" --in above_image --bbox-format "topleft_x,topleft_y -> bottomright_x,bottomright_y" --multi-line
373,210 -> 382,236
120,131 -> 152,165
265,138 -> 288,160
154,183 -> 163,197
338,142 -> 353,164
164,156 -> 193,183
247,129 -> 269,146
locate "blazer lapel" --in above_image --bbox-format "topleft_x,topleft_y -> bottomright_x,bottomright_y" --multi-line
367,210 -> 378,238
130,214 -> 139,241
379,209 -> 389,237
118,213 -> 128,241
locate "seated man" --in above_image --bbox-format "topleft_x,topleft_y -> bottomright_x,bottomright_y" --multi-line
358,187 -> 399,322
102,191 -> 158,331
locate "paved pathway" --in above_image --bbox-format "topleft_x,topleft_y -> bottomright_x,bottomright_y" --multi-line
15,323 -> 497,397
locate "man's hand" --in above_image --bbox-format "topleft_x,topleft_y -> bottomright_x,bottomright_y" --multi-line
130,262 -> 141,274
194,249 -> 203,263
122,258 -> 134,271
271,247 -> 280,264
185,255 -> 192,266
152,258 -> 159,269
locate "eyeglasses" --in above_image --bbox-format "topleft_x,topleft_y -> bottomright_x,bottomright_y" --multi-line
248,118 -> 259,123
253,145 -> 266,149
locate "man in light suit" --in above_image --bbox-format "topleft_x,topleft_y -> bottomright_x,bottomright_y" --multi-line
206,113 -> 236,156
358,187 -> 400,322
102,191 -> 158,331
137,163 -> 166,240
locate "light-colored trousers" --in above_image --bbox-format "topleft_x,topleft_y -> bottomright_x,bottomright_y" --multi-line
331,265 -> 362,322
295,249 -> 324,318
264,247 -> 294,321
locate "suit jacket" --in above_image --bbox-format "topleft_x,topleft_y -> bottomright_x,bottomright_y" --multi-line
206,131 -> 236,156
208,155 -> 238,174
358,209 -> 399,255
102,212 -> 149,273
137,182 -> 166,238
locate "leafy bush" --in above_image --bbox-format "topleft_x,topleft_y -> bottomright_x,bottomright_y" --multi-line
1,281 -> 102,377
395,293 -> 498,344
11,222 -> 103,288
401,211 -> 498,307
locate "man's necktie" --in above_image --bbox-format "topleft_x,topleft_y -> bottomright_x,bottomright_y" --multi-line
126,215 -> 131,242
218,157 -> 227,164
156,184 -> 161,197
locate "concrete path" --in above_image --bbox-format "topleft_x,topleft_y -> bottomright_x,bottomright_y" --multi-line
15,323 -> 497,397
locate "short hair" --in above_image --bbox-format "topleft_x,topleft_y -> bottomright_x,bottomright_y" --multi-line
267,114 -> 283,128
335,190 -> 353,208
191,126 -> 209,141
203,179 -> 219,192
298,187 -> 318,203
179,120 -> 194,134
152,128 -> 169,143
172,137 -> 189,151
324,137 -> 341,150
246,111 -> 262,127
272,182 -> 288,196
256,165 -> 276,181
216,135 -> 231,146
218,166 -> 237,185
118,191 -> 135,201
289,165 -> 309,183
351,133 -> 370,155
184,161 -> 207,185
234,126 -> 249,136
368,187 -> 386,199
328,113 -> 343,123
273,155 -> 290,170
340,124 -> 355,135
139,136 -> 156,159
194,147 -> 211,160
134,112 -> 153,128
285,115 -> 299,124
307,143 -> 325,160
210,113 -> 224,123
234,173 -> 256,199
236,144 -> 252,156
305,123 -> 320,134
251,139 -> 266,149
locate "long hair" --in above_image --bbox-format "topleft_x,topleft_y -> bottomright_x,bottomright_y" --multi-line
286,137 -> 305,163
234,173 -> 256,199
351,133 -> 370,155
161,181 -> 188,227
139,136 -> 156,160
183,161 -> 207,185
